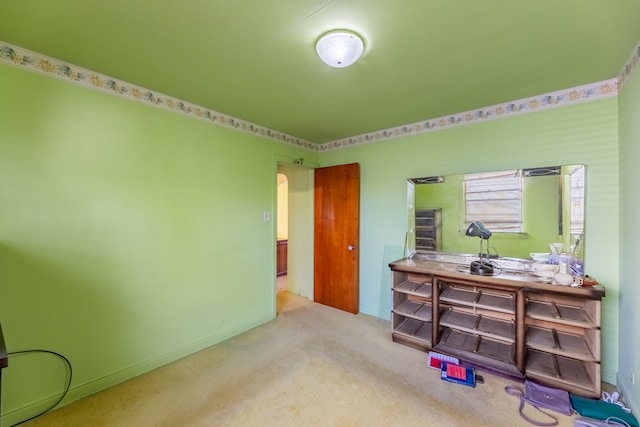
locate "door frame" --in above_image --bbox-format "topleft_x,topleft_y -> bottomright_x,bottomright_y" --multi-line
273,157 -> 316,313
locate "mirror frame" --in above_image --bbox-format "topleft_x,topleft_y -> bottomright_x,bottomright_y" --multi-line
406,165 -> 585,267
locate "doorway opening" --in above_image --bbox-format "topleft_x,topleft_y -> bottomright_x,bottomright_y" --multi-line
275,162 -> 315,314
276,172 -> 288,294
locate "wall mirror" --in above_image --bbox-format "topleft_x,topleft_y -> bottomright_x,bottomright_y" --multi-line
406,165 -> 585,266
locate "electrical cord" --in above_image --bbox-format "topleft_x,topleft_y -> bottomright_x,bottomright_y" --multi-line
7,349 -> 72,427
486,246 -> 500,259
487,263 -> 503,276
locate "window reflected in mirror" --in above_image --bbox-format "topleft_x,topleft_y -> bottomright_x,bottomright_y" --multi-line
463,170 -> 523,233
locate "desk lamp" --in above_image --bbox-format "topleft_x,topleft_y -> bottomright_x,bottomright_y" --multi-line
466,221 -> 494,275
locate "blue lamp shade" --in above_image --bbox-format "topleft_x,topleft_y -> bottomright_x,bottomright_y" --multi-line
466,221 -> 492,240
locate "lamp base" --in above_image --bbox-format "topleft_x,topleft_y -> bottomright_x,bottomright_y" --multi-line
470,260 -> 494,275
478,252 -> 499,259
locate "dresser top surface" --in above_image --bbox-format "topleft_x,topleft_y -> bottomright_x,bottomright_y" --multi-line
389,256 -> 605,298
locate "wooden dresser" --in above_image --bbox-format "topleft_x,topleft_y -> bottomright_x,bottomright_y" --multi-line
389,255 -> 604,397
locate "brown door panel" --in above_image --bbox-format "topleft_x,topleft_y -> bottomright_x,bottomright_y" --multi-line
314,163 -> 360,313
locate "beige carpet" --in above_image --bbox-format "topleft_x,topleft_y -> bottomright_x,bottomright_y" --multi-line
23,293 -> 580,427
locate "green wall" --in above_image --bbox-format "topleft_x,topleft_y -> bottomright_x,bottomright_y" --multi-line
319,98 -> 620,385
0,63 -> 315,425
618,60 -> 640,413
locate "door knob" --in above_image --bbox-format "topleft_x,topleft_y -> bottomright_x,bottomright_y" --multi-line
348,245 -> 357,251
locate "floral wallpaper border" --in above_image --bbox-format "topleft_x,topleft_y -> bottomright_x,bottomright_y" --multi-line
619,38 -> 640,89
0,41 -> 316,151
317,79 -> 618,151
1,39 -> 637,152
319,37 -> 639,151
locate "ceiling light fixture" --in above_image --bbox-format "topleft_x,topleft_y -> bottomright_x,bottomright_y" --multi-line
315,30 -> 364,68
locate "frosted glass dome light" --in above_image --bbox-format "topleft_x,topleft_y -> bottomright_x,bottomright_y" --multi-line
315,30 -> 364,68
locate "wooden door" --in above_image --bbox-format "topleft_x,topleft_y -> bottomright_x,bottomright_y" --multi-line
314,163 -> 360,313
